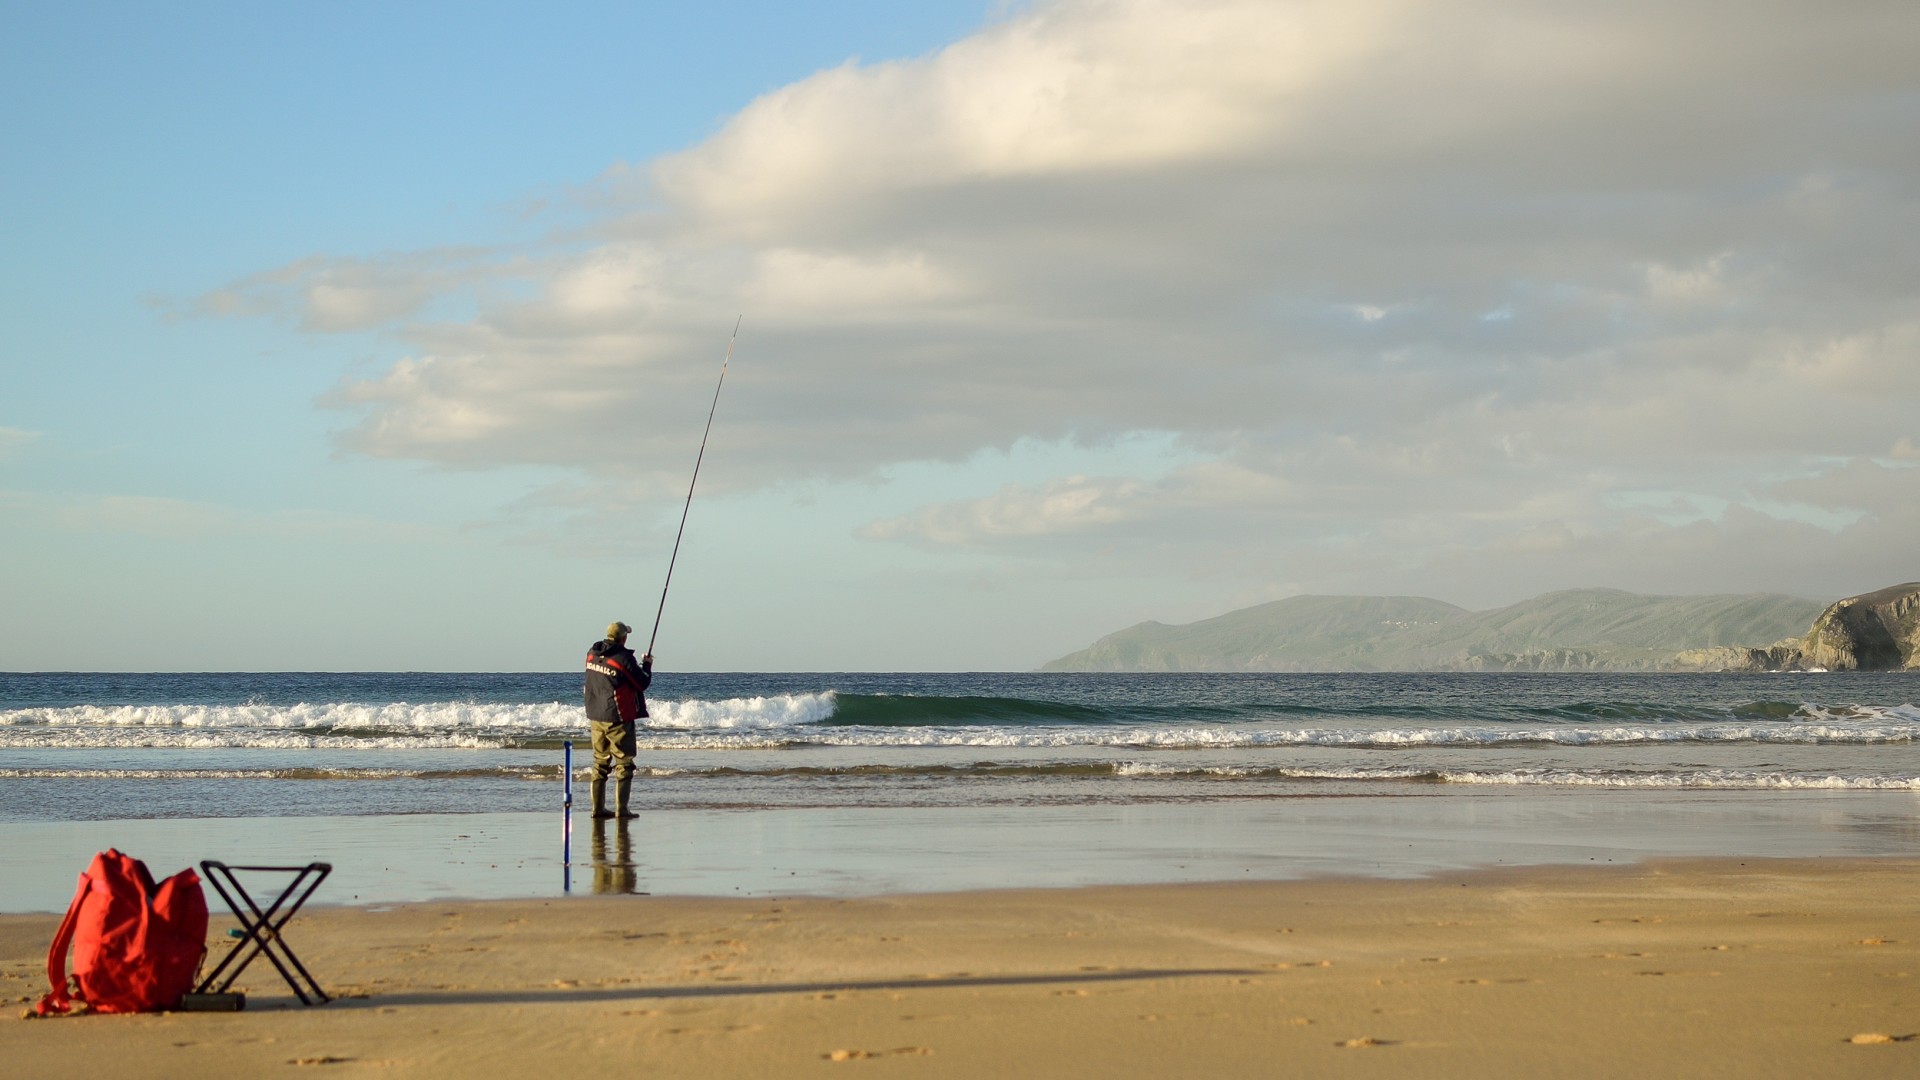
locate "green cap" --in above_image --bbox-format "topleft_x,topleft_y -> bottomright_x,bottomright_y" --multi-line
606,621 -> 632,641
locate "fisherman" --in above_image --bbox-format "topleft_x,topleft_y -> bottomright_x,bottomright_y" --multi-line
583,621 -> 652,820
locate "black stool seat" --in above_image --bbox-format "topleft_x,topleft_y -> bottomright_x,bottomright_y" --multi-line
195,861 -> 332,1006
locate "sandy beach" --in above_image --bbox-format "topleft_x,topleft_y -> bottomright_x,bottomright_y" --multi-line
4,857 -> 1917,1078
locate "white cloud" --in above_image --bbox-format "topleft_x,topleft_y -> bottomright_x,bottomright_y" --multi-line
190,249 -> 513,332
863,474 -> 1153,544
866,456 -> 1294,546
1644,253 -> 1734,308
0,490 -> 445,544
651,0 -> 1397,233
746,248 -> 972,320
202,0 -> 1920,602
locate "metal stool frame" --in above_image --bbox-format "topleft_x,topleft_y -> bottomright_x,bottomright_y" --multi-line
195,861 -> 333,1006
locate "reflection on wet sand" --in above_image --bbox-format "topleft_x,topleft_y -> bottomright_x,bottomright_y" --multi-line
591,819 -> 639,894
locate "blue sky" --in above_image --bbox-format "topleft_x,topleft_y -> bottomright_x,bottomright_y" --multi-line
3,1 -> 1008,671
4,1 -> 1917,671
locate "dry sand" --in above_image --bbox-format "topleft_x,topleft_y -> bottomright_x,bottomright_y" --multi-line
4,858 -> 1917,1078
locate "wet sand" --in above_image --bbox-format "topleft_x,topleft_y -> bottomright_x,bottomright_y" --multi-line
9,790 -> 1920,913
4,858 -> 1918,1078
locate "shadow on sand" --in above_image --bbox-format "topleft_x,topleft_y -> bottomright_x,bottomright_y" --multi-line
332,967 -> 1266,1010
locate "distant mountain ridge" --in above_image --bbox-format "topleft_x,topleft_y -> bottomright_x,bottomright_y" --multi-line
1041,588 -> 1830,672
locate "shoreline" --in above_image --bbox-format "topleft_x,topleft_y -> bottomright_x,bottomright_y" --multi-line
4,857 -> 1917,1077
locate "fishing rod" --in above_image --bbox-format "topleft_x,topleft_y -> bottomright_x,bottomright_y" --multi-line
648,316 -> 741,656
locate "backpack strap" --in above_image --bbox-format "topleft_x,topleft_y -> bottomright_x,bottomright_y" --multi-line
34,872 -> 91,1016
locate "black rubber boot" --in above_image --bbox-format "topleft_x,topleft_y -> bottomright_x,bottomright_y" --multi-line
615,776 -> 636,819
590,777 -> 612,819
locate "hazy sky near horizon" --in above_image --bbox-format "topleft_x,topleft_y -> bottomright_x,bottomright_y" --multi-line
4,0 -> 1917,672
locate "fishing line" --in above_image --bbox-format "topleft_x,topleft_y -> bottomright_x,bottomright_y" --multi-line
649,316 -> 741,656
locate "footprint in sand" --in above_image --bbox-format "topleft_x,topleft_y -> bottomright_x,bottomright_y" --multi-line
824,1047 -> 932,1061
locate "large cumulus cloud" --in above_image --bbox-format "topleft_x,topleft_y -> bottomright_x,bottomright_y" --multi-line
213,0 -> 1919,603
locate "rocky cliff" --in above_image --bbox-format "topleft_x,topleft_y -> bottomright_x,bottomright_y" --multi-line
1667,582 -> 1920,672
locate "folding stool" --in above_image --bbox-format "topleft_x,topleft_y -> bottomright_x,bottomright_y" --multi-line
193,861 -> 333,1006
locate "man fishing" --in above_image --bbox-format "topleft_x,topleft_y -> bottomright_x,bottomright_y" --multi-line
583,621 -> 652,820
575,319 -> 735,823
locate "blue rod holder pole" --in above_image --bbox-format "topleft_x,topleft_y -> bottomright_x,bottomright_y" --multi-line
562,740 -> 573,893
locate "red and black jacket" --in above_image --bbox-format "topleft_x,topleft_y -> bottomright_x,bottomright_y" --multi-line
584,639 -> 651,722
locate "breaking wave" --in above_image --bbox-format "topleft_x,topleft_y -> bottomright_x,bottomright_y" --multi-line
0,693 -> 836,749
3,692 -> 1918,750
6,760 -> 1917,791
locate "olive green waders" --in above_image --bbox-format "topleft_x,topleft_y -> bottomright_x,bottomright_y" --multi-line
589,719 -> 638,818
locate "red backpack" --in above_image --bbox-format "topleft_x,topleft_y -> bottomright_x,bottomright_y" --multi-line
36,849 -> 210,1016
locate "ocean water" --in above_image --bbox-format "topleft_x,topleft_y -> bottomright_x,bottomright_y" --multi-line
4,671 -> 1919,909
5,670 -> 1919,819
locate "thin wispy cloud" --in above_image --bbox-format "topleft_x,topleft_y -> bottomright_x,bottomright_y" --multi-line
0,427 -> 41,462
0,490 -> 450,544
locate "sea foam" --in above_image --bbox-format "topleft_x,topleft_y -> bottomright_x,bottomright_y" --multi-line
0,692 -> 839,749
